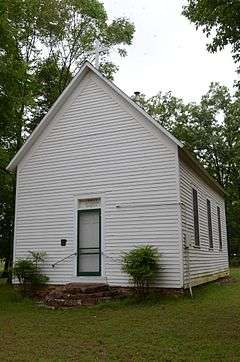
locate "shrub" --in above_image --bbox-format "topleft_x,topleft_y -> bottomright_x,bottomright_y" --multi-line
12,259 -> 37,285
230,256 -> 240,267
122,245 -> 160,295
12,251 -> 49,294
28,251 -> 47,268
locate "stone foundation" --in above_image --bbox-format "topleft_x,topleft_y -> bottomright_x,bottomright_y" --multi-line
31,271 -> 231,307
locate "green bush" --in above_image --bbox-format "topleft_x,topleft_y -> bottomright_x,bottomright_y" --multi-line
122,245 -> 160,294
230,256 -> 240,267
12,259 -> 37,285
12,251 -> 49,294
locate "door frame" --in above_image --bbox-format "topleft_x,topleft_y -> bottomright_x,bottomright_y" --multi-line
77,208 -> 101,276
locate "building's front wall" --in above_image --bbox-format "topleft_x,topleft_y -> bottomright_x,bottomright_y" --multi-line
179,160 -> 229,288
14,71 -> 182,288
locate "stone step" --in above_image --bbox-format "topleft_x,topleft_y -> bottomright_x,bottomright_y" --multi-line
46,289 -> 118,301
45,294 -> 117,308
44,282 -> 124,308
48,298 -> 110,307
64,283 -> 109,294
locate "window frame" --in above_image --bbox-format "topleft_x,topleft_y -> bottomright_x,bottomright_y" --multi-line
192,188 -> 200,247
207,199 -> 213,250
217,206 -> 223,251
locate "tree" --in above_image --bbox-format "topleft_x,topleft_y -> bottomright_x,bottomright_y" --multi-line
182,0 -> 240,73
0,0 -> 135,139
0,0 -> 135,277
182,1 -> 240,258
132,91 -> 195,148
134,83 -> 240,258
0,162 -> 15,277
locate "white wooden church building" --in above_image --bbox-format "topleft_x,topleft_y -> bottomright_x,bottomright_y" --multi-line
7,61 -> 229,290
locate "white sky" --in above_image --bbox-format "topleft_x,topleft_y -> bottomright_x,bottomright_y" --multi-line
102,0 -> 236,102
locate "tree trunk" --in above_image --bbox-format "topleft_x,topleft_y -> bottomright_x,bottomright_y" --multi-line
2,258 -> 9,278
7,174 -> 16,284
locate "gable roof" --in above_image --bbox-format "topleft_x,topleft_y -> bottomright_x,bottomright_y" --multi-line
6,61 -> 182,172
6,60 -> 225,197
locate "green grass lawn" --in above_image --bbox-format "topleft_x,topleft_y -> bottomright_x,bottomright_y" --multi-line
1,270 -> 240,361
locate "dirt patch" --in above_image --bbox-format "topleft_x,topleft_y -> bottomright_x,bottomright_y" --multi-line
214,275 -> 237,285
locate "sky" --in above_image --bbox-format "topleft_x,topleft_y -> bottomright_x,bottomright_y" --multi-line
102,0 -> 236,103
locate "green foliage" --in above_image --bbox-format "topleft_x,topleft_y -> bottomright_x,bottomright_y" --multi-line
0,160 -> 15,280
12,251 -> 49,293
12,259 -> 38,285
230,256 -> 240,267
28,251 -> 47,267
122,245 -> 160,294
182,1 -> 240,73
134,83 -> 240,258
0,0 -> 135,135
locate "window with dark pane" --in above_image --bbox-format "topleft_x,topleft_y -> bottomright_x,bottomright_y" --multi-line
217,206 -> 222,250
207,199 -> 213,249
192,188 -> 200,246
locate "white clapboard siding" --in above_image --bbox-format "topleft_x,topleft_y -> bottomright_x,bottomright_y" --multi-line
179,160 -> 229,286
15,71 -> 182,288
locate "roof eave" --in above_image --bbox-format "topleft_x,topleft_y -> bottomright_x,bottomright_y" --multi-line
179,147 -> 226,197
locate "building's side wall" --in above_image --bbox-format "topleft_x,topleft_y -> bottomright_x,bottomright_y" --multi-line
179,160 -> 229,287
14,71 -> 182,288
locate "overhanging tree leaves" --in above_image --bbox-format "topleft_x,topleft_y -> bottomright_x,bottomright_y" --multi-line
0,0 -> 135,137
182,0 -> 240,73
